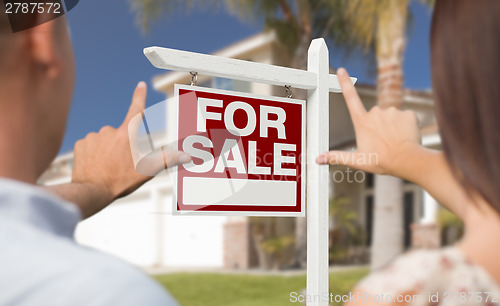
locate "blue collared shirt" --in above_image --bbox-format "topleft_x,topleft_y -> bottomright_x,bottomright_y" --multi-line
0,178 -> 179,306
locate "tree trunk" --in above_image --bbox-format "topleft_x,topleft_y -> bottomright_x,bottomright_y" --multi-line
250,218 -> 273,269
252,232 -> 271,269
371,0 -> 408,270
371,175 -> 404,270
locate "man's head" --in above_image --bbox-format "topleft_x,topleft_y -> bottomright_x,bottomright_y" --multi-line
0,4 -> 75,182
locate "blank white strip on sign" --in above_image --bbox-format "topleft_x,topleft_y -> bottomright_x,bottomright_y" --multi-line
183,177 -> 297,206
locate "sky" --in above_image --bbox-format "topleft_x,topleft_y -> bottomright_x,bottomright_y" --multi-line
60,0 -> 432,154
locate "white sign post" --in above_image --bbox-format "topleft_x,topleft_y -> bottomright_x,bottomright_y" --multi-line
144,38 -> 356,306
306,39 -> 331,306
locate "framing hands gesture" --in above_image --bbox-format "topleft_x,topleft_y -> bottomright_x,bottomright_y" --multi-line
316,68 -> 467,219
316,68 -> 421,177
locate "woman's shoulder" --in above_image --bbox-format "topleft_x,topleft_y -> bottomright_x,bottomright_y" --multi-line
357,247 -> 452,295
356,246 -> 500,304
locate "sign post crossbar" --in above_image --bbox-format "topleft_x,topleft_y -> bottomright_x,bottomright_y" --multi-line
144,38 -> 357,306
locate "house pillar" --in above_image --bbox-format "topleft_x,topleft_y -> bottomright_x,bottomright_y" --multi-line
421,190 -> 438,224
411,190 -> 440,249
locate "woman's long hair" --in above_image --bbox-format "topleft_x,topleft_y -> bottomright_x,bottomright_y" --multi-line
431,0 -> 500,213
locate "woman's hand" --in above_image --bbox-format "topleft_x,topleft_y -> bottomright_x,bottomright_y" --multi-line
316,68 -> 468,220
316,68 -> 421,177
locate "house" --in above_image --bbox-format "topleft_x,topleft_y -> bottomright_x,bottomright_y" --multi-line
38,31 -> 442,270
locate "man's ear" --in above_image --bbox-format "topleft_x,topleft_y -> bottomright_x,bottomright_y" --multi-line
28,20 -> 61,78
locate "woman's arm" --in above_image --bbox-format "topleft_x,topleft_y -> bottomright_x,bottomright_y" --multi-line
317,68 -> 468,219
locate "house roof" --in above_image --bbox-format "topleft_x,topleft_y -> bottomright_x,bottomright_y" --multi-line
152,31 -> 434,107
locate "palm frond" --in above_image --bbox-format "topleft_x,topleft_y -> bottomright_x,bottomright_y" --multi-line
129,0 -> 221,32
342,0 -> 389,51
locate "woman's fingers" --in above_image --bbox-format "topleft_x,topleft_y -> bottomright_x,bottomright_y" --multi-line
316,68 -> 369,170
317,150 -> 381,173
316,69 -> 423,177
317,151 -> 358,168
337,68 -> 366,122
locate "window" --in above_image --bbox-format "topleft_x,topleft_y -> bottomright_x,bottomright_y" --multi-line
363,176 -> 422,249
403,191 -> 414,248
365,173 -> 374,189
365,195 -> 374,246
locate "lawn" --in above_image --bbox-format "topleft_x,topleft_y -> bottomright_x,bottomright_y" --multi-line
154,268 -> 369,306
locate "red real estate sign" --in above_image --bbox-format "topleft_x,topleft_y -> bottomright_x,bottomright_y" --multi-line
174,85 -> 305,216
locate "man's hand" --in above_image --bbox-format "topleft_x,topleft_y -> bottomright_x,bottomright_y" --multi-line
46,82 -> 190,219
72,81 -> 152,202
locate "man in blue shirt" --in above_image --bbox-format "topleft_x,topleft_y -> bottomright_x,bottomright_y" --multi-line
0,4 -> 190,306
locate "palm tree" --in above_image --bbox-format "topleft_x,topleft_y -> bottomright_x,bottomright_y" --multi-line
130,0 -> 433,270
343,0 -> 433,270
130,0 -> 356,269
130,0 -> 355,70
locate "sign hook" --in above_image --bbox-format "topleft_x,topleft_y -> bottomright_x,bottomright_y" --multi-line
285,85 -> 293,98
190,71 -> 198,86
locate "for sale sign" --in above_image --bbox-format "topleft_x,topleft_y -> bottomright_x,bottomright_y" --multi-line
174,85 -> 305,216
